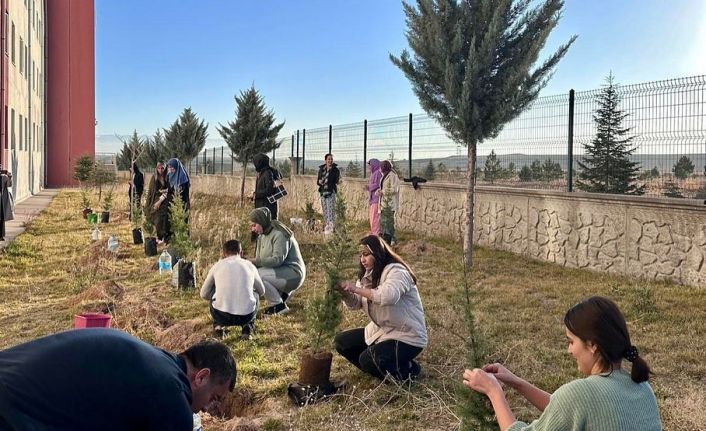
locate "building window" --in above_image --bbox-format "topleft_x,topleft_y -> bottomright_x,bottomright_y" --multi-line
18,114 -> 22,150
10,109 -> 15,149
11,22 -> 15,64
19,38 -> 23,75
3,11 -> 8,56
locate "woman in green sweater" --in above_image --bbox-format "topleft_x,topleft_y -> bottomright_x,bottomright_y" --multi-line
463,296 -> 661,430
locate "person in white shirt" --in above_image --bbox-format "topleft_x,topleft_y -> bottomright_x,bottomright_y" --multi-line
201,240 -> 265,340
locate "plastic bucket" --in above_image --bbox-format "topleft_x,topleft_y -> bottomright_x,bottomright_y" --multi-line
74,313 -> 112,329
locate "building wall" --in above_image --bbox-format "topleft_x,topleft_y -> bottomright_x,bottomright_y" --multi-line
2,0 -> 45,202
46,0 -> 94,188
191,174 -> 706,287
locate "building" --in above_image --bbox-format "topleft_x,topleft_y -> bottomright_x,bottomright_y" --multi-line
1,0 -> 94,203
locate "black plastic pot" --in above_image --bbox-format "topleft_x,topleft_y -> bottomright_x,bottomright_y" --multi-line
144,237 -> 158,257
132,228 -> 143,245
100,211 -> 110,223
177,260 -> 195,290
82,208 -> 92,219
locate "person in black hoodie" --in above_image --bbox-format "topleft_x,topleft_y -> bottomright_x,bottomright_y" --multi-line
128,162 -> 145,220
251,154 -> 280,220
316,153 -> 341,232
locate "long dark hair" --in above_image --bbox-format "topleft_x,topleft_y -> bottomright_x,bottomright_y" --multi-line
358,235 -> 417,288
564,296 -> 651,383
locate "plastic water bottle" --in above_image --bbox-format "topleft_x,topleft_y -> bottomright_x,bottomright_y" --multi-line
192,413 -> 202,431
107,235 -> 119,253
159,250 -> 172,274
91,225 -> 101,241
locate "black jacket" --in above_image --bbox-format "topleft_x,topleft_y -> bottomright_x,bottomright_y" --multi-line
316,163 -> 340,195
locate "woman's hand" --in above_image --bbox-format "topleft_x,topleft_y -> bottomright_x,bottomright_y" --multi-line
375,189 -> 382,197
463,368 -> 502,396
339,281 -> 357,293
153,202 -> 161,211
482,363 -> 520,388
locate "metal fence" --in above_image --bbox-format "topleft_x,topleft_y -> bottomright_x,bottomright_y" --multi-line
186,75 -> 706,199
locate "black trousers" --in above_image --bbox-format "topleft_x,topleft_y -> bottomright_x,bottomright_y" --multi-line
334,327 -> 422,381
209,304 -> 256,329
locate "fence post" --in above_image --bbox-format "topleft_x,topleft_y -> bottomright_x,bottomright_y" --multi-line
567,89 -> 575,192
296,130 -> 300,175
195,151 -> 199,175
328,124 -> 332,155
272,148 -> 275,164
302,128 -> 306,174
231,150 -> 234,176
408,113 -> 413,178
203,149 -> 207,175
363,119 -> 368,179
291,134 -> 294,158
212,147 -> 216,175
221,146 -> 224,175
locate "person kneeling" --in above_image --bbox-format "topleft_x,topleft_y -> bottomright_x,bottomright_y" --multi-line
248,207 -> 306,316
201,240 -> 264,340
335,235 -> 427,381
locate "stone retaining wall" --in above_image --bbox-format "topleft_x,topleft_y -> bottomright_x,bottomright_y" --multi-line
191,174 -> 706,287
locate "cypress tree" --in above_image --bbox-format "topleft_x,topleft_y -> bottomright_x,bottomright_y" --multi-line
217,86 -> 285,205
164,107 -> 208,166
576,74 -> 644,195
483,150 -> 502,184
672,156 -> 695,180
390,0 -> 575,267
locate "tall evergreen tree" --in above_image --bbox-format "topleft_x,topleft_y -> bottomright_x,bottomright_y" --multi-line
116,130 -> 146,170
541,158 -> 563,181
391,0 -> 575,268
345,161 -> 362,178
142,129 -> 171,168
576,74 -> 644,195
483,150 -> 502,183
164,107 -> 208,165
217,86 -> 285,205
672,156 -> 695,180
424,159 -> 436,180
518,165 -> 532,181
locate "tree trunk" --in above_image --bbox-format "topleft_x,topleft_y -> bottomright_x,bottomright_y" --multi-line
239,163 -> 247,207
464,143 -> 477,269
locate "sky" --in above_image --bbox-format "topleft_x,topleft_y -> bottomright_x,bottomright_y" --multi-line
95,0 -> 706,152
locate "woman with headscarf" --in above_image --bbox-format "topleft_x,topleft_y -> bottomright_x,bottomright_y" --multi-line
128,163 -> 144,217
0,164 -> 13,242
377,160 -> 400,245
252,154 -> 280,220
145,162 -> 170,242
165,158 -> 191,211
365,159 -> 382,235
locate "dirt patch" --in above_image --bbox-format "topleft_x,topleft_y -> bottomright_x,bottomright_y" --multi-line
153,319 -> 209,351
113,298 -> 172,336
203,396 -> 290,431
65,280 -> 125,314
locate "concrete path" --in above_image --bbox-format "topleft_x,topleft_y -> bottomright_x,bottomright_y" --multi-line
0,189 -> 60,250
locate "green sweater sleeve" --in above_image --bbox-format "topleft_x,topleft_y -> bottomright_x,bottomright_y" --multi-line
255,232 -> 289,268
506,383 -> 579,431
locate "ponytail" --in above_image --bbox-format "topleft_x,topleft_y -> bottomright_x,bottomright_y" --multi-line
624,345 -> 651,383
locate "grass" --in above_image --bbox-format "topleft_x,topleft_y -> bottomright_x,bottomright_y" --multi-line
1,189 -> 705,430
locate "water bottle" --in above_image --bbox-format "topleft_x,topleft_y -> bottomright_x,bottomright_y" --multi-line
107,235 -> 119,253
159,250 -> 172,274
192,413 -> 202,431
91,225 -> 101,241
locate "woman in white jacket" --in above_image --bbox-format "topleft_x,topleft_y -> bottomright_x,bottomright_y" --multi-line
335,235 -> 427,381
377,160 -> 400,246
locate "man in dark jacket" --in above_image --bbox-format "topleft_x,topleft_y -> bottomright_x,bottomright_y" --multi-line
0,329 -> 236,431
0,163 -> 13,242
251,154 -> 280,220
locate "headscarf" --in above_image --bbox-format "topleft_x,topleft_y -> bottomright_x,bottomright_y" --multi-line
253,154 -> 271,173
249,207 -> 293,239
166,158 -> 190,188
367,158 -> 382,203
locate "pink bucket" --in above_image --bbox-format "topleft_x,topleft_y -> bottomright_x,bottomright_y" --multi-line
74,313 -> 112,329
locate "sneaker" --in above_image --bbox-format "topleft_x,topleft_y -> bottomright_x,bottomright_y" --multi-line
280,291 -> 289,304
263,302 -> 289,316
239,323 -> 255,341
213,326 -> 225,338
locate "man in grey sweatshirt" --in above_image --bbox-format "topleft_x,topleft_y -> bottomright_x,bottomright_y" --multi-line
248,207 -> 306,315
